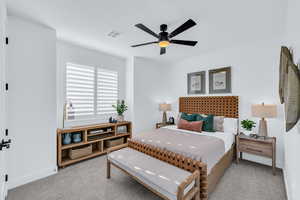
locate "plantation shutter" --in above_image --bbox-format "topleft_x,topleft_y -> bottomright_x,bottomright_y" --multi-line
66,63 -> 95,119
97,69 -> 118,115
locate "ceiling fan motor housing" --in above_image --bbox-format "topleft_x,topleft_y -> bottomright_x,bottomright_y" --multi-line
159,31 -> 169,42
160,24 -> 168,32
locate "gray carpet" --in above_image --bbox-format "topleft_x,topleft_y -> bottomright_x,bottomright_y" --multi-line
8,156 -> 286,200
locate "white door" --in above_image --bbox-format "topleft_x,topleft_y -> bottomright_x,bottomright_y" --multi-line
0,1 -> 8,199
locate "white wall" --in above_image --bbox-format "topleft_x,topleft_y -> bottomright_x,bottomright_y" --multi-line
7,16 -> 57,189
56,40 -> 127,128
132,57 -> 169,133
125,57 -> 135,129
161,39 -> 285,168
5,18 -> 127,189
283,0 -> 300,199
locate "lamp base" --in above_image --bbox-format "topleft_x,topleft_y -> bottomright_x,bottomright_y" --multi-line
258,118 -> 268,137
162,111 -> 167,124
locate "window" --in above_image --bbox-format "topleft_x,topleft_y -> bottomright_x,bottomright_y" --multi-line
65,63 -> 118,120
97,69 -> 118,115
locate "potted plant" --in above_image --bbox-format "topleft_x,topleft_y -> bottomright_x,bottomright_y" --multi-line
241,119 -> 256,136
112,100 -> 128,122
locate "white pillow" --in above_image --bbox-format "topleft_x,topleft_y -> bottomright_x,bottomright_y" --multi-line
223,118 -> 238,134
214,116 -> 225,132
176,112 -> 182,124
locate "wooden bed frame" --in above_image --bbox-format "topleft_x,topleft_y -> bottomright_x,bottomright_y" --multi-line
131,96 -> 239,200
181,96 -> 239,196
179,96 -> 239,118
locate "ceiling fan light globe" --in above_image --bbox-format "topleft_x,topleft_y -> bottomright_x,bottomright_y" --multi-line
159,40 -> 170,47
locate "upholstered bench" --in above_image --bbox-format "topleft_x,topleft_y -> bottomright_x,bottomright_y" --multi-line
107,146 -> 200,200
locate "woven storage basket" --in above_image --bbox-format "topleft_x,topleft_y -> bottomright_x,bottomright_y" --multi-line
105,137 -> 124,148
69,145 -> 92,159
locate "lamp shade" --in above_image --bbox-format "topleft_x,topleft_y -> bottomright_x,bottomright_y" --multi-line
159,103 -> 171,111
251,103 -> 277,118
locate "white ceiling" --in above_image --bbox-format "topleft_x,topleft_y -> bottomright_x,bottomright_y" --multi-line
6,0 -> 287,63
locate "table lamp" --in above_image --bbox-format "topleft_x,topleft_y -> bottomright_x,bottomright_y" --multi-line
159,103 -> 171,124
251,103 -> 277,137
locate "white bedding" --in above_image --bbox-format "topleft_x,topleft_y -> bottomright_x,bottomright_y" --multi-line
162,125 -> 234,153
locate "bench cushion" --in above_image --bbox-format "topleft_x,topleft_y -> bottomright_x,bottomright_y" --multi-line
108,148 -> 194,200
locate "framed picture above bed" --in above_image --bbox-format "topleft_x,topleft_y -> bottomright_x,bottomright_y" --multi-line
187,71 -> 206,94
209,67 -> 231,94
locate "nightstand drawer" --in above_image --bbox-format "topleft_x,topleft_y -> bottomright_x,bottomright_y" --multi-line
239,142 -> 272,157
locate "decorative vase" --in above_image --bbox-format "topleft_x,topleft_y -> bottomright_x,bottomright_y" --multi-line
117,115 -> 124,122
62,133 -> 72,145
72,132 -> 82,143
243,130 -> 252,136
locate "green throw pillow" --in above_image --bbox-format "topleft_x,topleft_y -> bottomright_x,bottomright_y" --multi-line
195,114 -> 215,132
181,113 -> 198,121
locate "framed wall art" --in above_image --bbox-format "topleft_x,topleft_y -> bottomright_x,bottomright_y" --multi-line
187,71 -> 206,94
209,67 -> 231,94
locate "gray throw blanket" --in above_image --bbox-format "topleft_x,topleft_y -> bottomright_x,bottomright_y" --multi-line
132,128 -> 225,173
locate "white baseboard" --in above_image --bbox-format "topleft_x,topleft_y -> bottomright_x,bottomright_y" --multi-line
8,166 -> 57,190
283,169 -> 291,200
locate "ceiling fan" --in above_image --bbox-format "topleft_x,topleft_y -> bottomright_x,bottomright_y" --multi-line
131,19 -> 198,55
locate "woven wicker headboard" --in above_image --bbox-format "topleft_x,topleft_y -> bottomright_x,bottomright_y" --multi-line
179,96 -> 239,118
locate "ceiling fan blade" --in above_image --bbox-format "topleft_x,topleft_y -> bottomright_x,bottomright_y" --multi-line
169,19 -> 196,38
131,41 -> 158,47
135,24 -> 159,38
160,47 -> 166,55
170,40 -> 198,46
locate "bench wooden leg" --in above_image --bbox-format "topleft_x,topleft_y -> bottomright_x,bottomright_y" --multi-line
195,173 -> 200,200
107,159 -> 111,179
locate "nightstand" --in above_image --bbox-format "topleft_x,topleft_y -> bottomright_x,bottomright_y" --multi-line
236,133 -> 276,175
156,122 -> 174,129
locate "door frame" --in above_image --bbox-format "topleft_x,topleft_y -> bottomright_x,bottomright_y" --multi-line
0,1 -> 8,199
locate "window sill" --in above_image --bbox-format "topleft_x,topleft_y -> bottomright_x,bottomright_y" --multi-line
64,114 -> 117,128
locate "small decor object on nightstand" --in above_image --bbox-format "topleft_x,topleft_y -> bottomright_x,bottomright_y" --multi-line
169,117 -> 175,124
251,103 -> 277,137
241,119 -> 256,136
159,103 -> 171,124
112,100 -> 128,122
156,122 -> 173,129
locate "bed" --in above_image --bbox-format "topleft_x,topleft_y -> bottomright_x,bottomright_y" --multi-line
130,96 -> 239,200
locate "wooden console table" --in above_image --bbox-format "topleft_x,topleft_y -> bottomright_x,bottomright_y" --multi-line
57,121 -> 132,168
